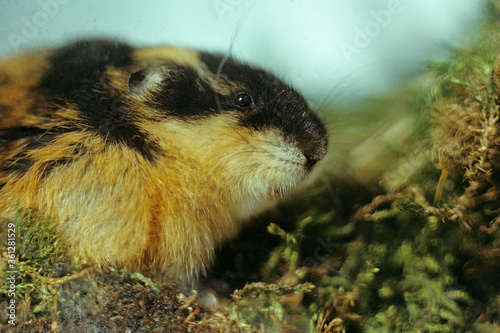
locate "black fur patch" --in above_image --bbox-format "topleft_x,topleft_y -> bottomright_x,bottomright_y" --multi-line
2,154 -> 78,180
150,65 -> 221,118
0,126 -> 60,176
1,130 -> 84,179
37,39 -> 160,161
150,53 -> 278,120
1,154 -> 33,176
200,52 -> 328,165
40,39 -> 134,102
199,52 -> 303,125
0,126 -> 47,142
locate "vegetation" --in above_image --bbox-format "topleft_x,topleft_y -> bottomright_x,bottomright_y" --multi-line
3,2 -> 500,332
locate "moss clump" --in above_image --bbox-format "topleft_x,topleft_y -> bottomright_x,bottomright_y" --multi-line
0,210 -> 242,333
0,209 -> 71,325
225,281 -> 315,332
220,2 -> 500,332
4,3 -> 500,332
427,30 -> 500,230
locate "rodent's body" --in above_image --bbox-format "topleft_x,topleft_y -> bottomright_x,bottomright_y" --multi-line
0,39 -> 328,282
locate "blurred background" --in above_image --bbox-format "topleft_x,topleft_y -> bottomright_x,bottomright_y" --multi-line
0,0 -> 487,108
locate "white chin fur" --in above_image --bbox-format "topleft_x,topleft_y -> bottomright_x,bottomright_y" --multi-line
233,160 -> 323,222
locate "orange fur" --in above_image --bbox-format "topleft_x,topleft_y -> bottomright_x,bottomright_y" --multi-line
0,41 -> 328,283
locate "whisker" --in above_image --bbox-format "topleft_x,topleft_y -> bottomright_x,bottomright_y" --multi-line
315,58 -> 397,112
214,5 -> 254,113
230,126 -> 252,147
201,148 -> 256,188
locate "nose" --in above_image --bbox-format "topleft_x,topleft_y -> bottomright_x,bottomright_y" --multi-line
305,154 -> 322,169
303,138 -> 328,171
295,114 -> 328,171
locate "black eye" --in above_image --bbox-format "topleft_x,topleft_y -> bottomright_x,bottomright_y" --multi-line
233,92 -> 254,108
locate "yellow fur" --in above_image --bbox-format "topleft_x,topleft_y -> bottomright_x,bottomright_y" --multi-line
0,40 -> 328,283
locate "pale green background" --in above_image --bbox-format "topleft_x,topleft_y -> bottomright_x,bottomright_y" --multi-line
0,0 -> 487,106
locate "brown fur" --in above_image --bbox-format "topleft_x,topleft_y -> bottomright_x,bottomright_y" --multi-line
0,40 -> 328,283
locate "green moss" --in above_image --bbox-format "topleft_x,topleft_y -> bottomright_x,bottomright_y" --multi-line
225,282 -> 315,332
4,3 -> 500,332
0,209 -> 241,332
226,6 -> 500,330
0,208 -> 70,320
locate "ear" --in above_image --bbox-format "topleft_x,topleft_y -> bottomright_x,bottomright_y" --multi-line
127,68 -> 164,96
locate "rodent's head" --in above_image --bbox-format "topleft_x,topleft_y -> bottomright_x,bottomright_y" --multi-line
117,47 -> 328,218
